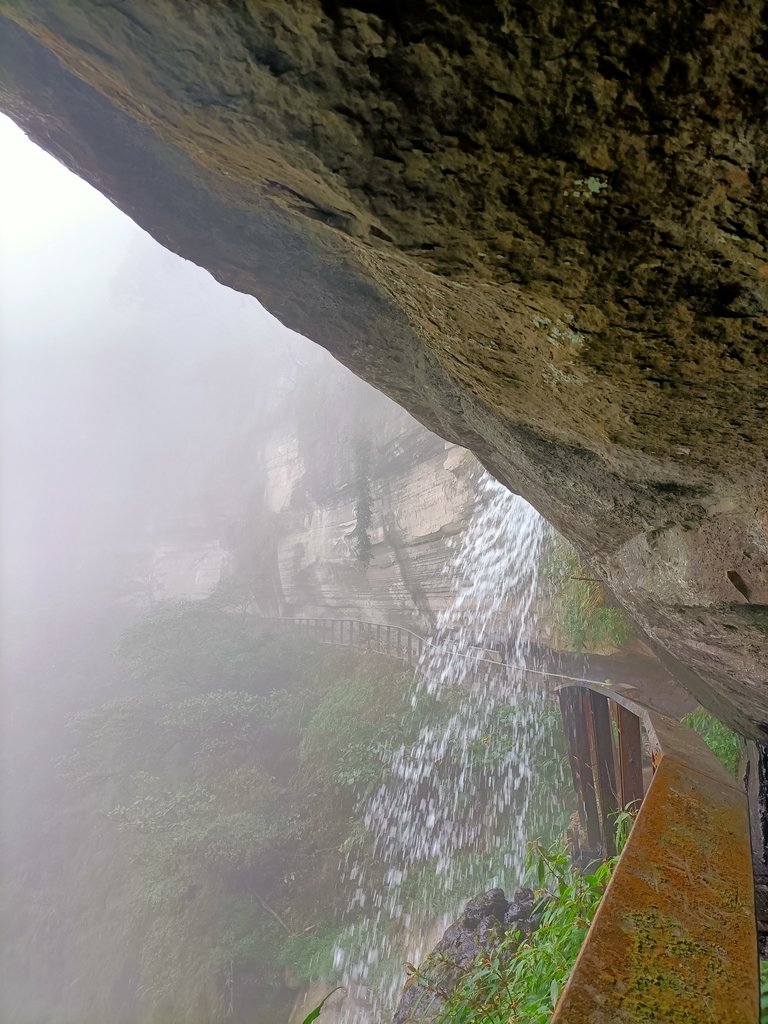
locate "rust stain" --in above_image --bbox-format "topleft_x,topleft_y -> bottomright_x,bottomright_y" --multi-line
551,751 -> 758,1023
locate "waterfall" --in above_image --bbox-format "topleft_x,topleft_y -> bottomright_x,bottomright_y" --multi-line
329,474 -> 568,1021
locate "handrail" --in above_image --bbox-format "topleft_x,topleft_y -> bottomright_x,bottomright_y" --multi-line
552,681 -> 758,1023
260,614 -> 507,667
258,615 -> 646,690
269,617 -> 758,1017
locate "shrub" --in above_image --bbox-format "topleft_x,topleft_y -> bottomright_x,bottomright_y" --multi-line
278,926 -> 345,985
682,707 -> 742,776
540,535 -> 633,653
410,833 -> 628,1024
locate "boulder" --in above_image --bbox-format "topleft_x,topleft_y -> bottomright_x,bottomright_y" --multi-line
393,887 -> 537,1024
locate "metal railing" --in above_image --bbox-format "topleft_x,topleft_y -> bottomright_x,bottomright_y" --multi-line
263,615 -> 759,1018
559,685 -> 645,860
261,615 -> 505,669
264,615 -> 430,666
553,681 -> 758,1023
259,615 -> 648,690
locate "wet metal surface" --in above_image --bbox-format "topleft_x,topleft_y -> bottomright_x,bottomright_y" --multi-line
553,704 -> 758,1023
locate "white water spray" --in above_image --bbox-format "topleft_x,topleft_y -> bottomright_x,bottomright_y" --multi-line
331,474 -> 567,1020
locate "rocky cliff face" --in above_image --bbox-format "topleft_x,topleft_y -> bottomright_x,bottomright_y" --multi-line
268,438 -> 475,627
237,356 -> 478,627
2,5 -> 767,734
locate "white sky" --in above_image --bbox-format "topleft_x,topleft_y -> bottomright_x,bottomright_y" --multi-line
0,114 -> 107,249
0,116 -> 149,356
0,113 -> 299,615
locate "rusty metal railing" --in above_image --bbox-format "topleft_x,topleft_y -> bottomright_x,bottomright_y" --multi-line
553,681 -> 758,1023
269,617 -> 757,1017
259,615 -> 504,669
559,685 -> 645,860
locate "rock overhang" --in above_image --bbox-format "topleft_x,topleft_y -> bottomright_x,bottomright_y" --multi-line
1,2 -> 767,735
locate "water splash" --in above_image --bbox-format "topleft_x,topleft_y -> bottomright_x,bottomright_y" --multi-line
331,474 -> 567,1020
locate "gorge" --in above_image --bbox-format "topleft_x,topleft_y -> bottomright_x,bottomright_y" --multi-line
1,3 -> 768,736
1,8 -> 765,1023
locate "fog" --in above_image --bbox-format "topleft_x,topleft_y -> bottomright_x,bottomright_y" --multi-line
2,115 -> 298,618
2,112 -> 315,741
0,114 -> 571,1024
1,115 -> 400,1024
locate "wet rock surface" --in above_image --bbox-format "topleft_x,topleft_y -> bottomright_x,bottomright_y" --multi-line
393,888 -> 538,1024
2,4 -> 768,733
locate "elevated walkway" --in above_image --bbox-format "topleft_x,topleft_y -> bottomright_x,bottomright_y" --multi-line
265,615 -> 758,1021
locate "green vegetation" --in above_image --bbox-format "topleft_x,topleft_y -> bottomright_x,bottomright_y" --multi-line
406,840 -> 619,1024
409,814 -> 635,1024
541,535 -> 633,653
682,707 -> 742,776
1,600 -> 571,1024
300,989 -> 344,1024
59,607 -> 424,1023
760,960 -> 768,1024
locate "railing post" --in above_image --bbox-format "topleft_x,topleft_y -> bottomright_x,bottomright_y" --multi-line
587,689 -> 620,857
559,687 -> 601,853
614,702 -> 644,810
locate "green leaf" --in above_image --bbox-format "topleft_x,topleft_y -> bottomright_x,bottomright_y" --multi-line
550,978 -> 560,1007
300,987 -> 344,1024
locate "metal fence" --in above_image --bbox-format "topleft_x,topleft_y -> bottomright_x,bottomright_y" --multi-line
262,615 -> 759,1019
553,681 -> 757,1023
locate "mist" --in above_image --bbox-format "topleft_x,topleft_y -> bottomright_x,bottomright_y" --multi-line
1,115 -> 404,1022
0,112 -> 573,1024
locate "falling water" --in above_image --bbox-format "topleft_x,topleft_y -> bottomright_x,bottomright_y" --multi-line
330,474 -> 569,1021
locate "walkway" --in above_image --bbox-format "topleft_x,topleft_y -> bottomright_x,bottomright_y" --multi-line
262,615 -> 693,719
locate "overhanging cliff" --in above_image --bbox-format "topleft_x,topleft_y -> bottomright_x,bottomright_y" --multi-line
1,4 -> 767,735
